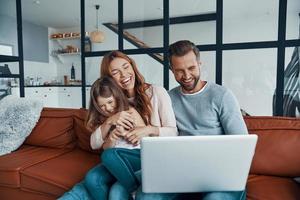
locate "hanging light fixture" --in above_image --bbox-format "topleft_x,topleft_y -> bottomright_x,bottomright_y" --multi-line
90,5 -> 105,43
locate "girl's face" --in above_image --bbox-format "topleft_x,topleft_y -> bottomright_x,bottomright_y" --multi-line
108,57 -> 136,97
96,95 -> 117,115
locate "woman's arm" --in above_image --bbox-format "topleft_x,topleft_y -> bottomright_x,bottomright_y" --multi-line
156,86 -> 178,137
102,126 -> 126,149
124,86 -> 178,145
90,111 -> 135,150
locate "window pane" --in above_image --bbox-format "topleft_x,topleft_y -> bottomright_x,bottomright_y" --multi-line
223,0 -> 279,43
130,54 -> 164,86
124,26 -> 163,49
85,0 -> 118,52
170,0 -> 216,45
124,0 -> 163,49
286,0 -> 300,40
0,78 -> 20,100
0,0 -> 18,56
85,57 -> 102,86
169,51 -> 216,90
283,46 -> 300,117
170,22 -> 216,45
223,49 -> 277,116
0,62 -> 19,75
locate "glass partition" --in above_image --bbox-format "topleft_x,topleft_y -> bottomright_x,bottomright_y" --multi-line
124,0 -> 163,49
85,0 -> 118,52
223,0 -> 279,43
223,48 -> 277,116
0,0 -> 18,56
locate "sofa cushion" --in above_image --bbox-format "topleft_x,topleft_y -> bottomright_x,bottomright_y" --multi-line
246,175 -> 300,200
244,116 -> 300,177
73,109 -> 102,154
20,148 -> 100,197
25,108 -> 76,149
0,186 -> 55,200
0,145 -> 70,188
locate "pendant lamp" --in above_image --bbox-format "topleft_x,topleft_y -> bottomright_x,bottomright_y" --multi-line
90,5 -> 105,43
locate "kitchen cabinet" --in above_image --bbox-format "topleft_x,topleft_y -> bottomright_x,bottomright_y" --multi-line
58,87 -> 82,108
24,87 -> 82,108
25,87 -> 59,107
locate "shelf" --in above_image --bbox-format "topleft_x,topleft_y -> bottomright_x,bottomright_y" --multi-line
50,32 -> 81,63
57,52 -> 81,56
25,85 -> 82,87
50,36 -> 80,40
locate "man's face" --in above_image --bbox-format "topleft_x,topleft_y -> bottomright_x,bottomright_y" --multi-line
171,50 -> 201,94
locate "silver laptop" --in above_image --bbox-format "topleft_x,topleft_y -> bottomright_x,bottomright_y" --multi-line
141,135 -> 257,193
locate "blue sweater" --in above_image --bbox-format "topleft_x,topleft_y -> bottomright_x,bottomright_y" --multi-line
168,82 -> 248,136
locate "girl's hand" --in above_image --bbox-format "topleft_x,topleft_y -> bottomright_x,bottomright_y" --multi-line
103,125 -> 128,149
108,125 -> 126,141
107,111 -> 135,130
124,126 -> 159,145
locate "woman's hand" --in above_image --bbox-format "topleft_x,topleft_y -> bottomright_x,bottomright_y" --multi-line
107,111 -> 135,130
124,126 -> 159,145
103,125 -> 128,149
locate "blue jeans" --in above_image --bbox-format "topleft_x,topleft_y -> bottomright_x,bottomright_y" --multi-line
59,163 -> 133,200
135,190 -> 246,200
58,181 -> 93,200
101,148 -> 141,193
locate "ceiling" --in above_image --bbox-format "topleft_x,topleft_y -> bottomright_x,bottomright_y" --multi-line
0,0 -> 299,29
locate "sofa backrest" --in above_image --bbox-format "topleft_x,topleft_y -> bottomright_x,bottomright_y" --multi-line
25,108 -> 101,154
244,116 -> 300,177
72,108 -> 102,154
25,108 -> 77,149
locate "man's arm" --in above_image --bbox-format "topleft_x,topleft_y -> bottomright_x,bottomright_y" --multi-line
219,89 -> 248,135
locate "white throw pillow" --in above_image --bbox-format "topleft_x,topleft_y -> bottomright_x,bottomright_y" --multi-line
0,95 -> 43,156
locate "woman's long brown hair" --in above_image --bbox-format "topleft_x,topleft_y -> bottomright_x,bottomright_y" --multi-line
86,76 -> 130,131
100,51 -> 152,125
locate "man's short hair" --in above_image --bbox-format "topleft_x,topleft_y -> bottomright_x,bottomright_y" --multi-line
168,40 -> 200,69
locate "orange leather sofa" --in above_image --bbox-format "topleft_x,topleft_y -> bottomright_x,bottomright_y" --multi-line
0,108 -> 299,200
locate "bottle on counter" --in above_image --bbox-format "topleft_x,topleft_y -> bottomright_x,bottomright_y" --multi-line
71,63 -> 75,80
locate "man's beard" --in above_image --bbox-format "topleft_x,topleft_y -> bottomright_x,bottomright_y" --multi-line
180,76 -> 200,92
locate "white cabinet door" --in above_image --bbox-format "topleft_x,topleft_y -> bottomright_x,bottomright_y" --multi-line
41,87 -> 59,107
58,87 -> 81,108
25,87 -> 59,107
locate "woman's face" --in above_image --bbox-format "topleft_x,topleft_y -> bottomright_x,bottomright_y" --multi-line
96,95 -> 117,115
108,57 -> 136,97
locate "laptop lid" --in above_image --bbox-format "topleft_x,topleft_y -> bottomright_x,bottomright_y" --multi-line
141,135 -> 257,193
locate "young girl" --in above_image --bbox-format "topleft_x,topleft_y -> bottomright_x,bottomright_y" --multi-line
59,76 -> 144,200
86,76 -> 145,150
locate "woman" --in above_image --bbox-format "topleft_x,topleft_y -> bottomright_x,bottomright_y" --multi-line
85,50 -> 178,200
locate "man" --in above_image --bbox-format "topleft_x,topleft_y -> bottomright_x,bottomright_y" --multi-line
136,40 -> 248,200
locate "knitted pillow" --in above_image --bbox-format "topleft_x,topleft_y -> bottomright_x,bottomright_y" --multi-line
0,95 -> 43,155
